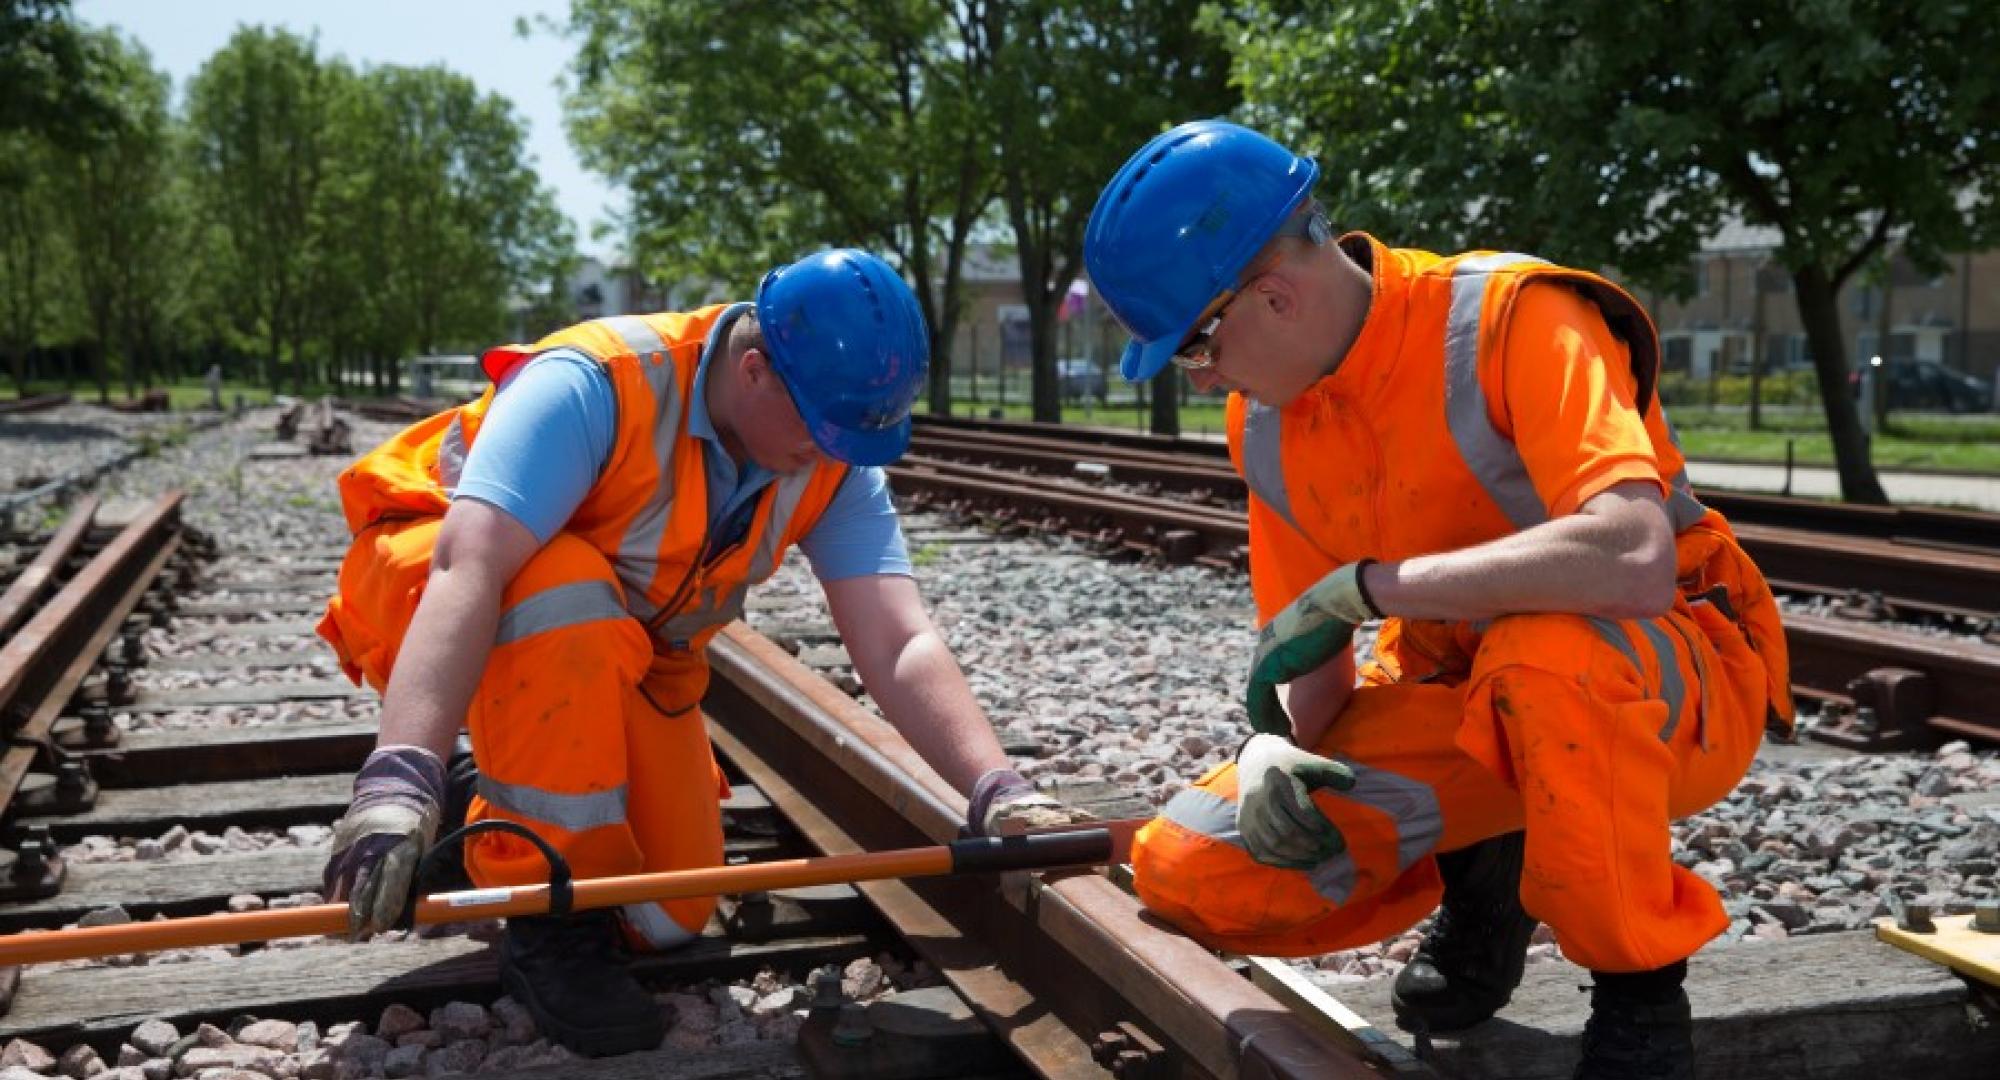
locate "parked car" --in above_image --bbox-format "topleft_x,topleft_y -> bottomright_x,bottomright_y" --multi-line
1849,359 -> 1993,413
1057,358 -> 1108,404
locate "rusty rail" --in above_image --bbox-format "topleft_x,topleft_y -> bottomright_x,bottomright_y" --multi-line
0,498 -> 99,641
0,494 -> 183,817
705,623 -> 1386,1079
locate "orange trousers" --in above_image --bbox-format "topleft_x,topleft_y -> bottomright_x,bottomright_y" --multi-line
1132,592 -> 1771,973
319,518 -> 727,949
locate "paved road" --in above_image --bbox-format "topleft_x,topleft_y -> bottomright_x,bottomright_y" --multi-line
1687,461 -> 2000,512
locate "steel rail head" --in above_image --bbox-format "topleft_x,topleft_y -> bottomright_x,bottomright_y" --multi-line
0,497 -> 100,641
707,622 -> 1385,1080
0,492 -> 184,719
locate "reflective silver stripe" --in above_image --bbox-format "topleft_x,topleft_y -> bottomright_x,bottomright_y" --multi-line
622,901 -> 699,949
656,467 -> 817,645
602,314 -> 687,609
1637,619 -> 1688,743
1346,762 -> 1444,875
494,580 -> 628,645
439,413 -> 469,494
1159,786 -> 1245,847
1159,761 -> 1440,908
1586,616 -> 1648,692
1586,616 -> 1691,744
1240,401 -> 1299,531
1444,253 -> 1552,530
477,774 -> 627,831
1659,420 -> 1709,532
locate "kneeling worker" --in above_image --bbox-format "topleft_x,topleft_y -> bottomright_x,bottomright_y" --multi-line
316,250 -> 1082,1056
1084,122 -> 1790,1080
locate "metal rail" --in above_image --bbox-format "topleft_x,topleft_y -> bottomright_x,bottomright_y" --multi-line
912,413 -> 2000,555
0,494 -> 183,814
0,497 -> 99,641
705,624 -> 1386,1080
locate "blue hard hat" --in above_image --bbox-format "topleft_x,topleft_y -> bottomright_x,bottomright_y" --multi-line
1084,120 -> 1319,382
756,249 -> 929,467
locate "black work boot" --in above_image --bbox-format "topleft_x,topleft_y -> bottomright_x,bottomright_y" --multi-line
1575,961 -> 1696,1080
1390,831 -> 1539,1033
500,910 -> 668,1056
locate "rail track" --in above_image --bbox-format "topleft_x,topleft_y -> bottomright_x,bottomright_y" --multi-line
0,411 -> 1393,1080
0,405 -> 1991,1080
901,414 -> 2000,752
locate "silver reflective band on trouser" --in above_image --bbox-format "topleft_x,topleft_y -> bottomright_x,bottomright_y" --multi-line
1585,616 -> 1693,743
599,314 -> 686,619
477,775 -> 628,832
622,901 -> 700,949
1444,253 -> 1552,531
1240,401 -> 1299,531
494,580 -> 629,645
1158,761 -> 1443,906
654,468 -> 817,645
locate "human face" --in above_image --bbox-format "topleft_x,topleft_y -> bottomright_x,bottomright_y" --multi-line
739,350 -> 825,474
1175,264 -> 1284,401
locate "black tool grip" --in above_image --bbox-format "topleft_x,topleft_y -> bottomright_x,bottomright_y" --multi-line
948,828 -> 1113,874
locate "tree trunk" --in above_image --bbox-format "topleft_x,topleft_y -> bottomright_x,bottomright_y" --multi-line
1028,295 -> 1059,423
1873,254 -> 1893,431
1148,368 -> 1179,437
1749,261 -> 1767,431
1793,269 -> 1887,504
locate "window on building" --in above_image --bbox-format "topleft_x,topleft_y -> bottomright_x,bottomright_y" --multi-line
1692,259 -> 1708,298
1663,336 -> 1692,372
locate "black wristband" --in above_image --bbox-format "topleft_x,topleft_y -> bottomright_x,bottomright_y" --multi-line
1353,559 -> 1384,619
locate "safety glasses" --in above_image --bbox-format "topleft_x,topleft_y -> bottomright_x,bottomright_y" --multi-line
1168,206 -> 1331,374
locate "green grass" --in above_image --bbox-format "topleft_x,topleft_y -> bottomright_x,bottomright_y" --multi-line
922,396 -> 2000,474
12,378 -> 280,409
1667,405 -> 2000,474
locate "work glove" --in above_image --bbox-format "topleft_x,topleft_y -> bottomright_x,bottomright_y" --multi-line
1245,561 -> 1381,735
1235,732 -> 1357,869
323,745 -> 446,938
967,768 -> 1096,836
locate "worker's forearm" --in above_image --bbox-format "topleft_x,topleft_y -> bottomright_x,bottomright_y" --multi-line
1368,511 -> 1672,623
375,566 -> 505,761
865,631 -> 1011,796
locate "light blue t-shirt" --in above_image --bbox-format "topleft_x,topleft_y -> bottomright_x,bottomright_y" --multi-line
453,306 -> 910,582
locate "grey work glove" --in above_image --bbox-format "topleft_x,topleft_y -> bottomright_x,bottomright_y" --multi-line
1246,562 -> 1379,735
323,745 -> 446,938
967,768 -> 1097,836
1235,732 -> 1357,869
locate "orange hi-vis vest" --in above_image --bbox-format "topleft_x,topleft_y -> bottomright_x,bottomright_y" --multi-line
1229,233 -> 1791,724
330,307 -> 850,709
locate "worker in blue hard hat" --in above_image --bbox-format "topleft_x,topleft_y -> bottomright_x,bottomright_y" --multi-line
1085,121 -> 1790,1080
317,249 -> 1089,1057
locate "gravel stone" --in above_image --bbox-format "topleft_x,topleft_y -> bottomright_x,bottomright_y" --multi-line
129,1022 -> 179,1058
58,1043 -> 106,1078
374,1005 -> 423,1040
4,1039 -> 57,1070
234,1021 -> 297,1053
425,1003 -> 487,1043
381,1044 -> 424,1079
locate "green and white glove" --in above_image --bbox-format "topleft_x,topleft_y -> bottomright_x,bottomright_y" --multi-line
1235,732 -> 1357,869
1245,561 -> 1381,735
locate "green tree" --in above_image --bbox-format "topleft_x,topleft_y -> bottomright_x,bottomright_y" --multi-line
1209,0 -> 2000,503
54,29 -> 185,402
318,62 -> 573,393
185,27 -> 338,394
0,135 -> 68,392
562,0 -> 996,413
989,0 -> 1233,429
0,0 -> 106,143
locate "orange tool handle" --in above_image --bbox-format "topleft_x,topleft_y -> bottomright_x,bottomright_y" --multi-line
0,829 -> 1112,967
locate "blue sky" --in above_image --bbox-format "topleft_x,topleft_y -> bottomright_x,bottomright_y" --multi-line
75,0 -> 620,258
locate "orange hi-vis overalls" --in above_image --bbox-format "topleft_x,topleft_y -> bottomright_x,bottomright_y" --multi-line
1132,235 -> 1792,973
318,308 -> 849,949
